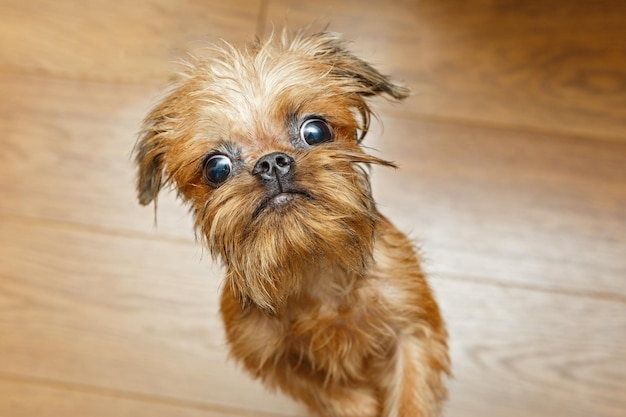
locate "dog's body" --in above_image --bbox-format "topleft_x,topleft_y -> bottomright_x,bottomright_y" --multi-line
134,31 -> 449,417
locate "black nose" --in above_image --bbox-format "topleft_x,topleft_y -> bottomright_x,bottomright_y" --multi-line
252,152 -> 295,181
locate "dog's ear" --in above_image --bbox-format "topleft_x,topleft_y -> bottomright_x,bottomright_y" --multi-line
293,31 -> 411,100
133,94 -> 176,206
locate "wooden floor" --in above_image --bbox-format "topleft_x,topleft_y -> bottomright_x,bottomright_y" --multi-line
1,1 -> 625,416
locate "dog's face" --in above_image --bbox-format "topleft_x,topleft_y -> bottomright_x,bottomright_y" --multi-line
134,31 -> 409,311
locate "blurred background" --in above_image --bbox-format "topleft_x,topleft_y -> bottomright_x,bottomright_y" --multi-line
0,1 -> 624,416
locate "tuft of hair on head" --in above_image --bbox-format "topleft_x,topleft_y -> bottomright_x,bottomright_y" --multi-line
285,29 -> 411,100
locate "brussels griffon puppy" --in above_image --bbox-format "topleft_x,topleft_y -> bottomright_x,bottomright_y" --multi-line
134,30 -> 450,417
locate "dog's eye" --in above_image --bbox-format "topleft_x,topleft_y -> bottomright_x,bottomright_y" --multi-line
300,119 -> 333,146
203,154 -> 232,186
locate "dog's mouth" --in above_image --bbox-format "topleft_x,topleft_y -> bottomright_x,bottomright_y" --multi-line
254,189 -> 311,217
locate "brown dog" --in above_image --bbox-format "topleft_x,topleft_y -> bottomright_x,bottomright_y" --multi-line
134,30 -> 450,417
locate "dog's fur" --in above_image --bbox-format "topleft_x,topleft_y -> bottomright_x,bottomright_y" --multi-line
134,30 -> 450,417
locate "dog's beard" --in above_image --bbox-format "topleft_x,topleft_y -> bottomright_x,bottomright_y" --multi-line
195,148 -> 389,312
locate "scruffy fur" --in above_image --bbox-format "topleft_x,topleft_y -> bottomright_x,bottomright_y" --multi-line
134,30 -> 450,417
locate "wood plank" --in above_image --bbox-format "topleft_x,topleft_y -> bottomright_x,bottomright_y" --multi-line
1,73 -> 624,295
437,279 -> 625,417
0,0 -> 261,82
366,114 -> 626,297
0,219 -> 623,417
0,217 -> 303,416
264,0 -> 626,140
0,377 -> 261,417
0,73 -> 194,240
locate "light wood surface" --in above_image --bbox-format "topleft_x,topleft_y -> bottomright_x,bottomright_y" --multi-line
1,1 -> 624,417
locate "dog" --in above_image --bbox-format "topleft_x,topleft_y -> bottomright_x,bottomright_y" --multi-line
133,29 -> 450,417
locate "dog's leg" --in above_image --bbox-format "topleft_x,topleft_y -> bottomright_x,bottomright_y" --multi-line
274,374 -> 380,417
381,332 -> 449,417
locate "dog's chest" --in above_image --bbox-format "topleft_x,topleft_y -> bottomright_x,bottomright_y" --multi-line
222,276 -> 398,384
279,291 -> 395,382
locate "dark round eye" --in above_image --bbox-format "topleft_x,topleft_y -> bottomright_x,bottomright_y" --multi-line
300,119 -> 333,146
203,154 -> 232,186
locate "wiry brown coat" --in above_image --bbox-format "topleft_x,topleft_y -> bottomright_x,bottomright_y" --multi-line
134,30 -> 450,417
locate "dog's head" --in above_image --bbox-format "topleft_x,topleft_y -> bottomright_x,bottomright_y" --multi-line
134,30 -> 409,311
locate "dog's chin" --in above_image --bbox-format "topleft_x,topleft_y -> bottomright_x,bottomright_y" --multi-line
209,193 -> 374,310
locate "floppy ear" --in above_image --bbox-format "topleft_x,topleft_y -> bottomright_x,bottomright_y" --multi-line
294,31 -> 412,100
133,95 -> 176,206
288,31 -> 410,141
